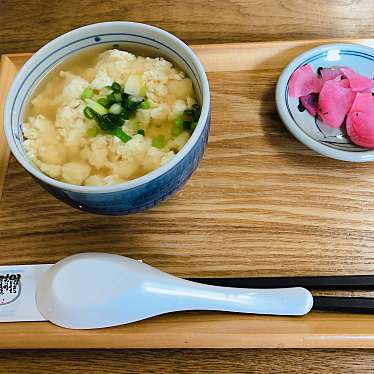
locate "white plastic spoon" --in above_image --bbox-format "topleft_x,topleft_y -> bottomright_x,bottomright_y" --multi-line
36,253 -> 313,329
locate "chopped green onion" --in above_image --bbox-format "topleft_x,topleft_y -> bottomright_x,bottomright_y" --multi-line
81,87 -> 94,100
119,110 -> 131,121
171,125 -> 182,138
97,97 -> 110,107
94,114 -> 120,131
183,104 -> 201,123
109,127 -> 132,143
111,82 -> 122,92
140,100 -> 151,109
175,117 -> 184,128
85,98 -> 108,116
82,81 -> 151,143
106,93 -> 116,104
114,92 -> 122,102
109,103 -> 123,115
86,126 -> 99,137
174,105 -> 201,134
183,121 -> 192,131
191,104 -> 201,121
121,92 -> 129,102
83,107 -> 95,120
152,135 -> 166,149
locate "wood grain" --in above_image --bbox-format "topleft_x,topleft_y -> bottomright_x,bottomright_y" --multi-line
0,349 -> 373,374
0,0 -> 374,373
3,43 -> 374,276
1,312 -> 374,349
193,39 -> 374,72
0,56 -> 17,201
2,0 -> 374,54
2,41 -> 374,349
1,1 -> 374,371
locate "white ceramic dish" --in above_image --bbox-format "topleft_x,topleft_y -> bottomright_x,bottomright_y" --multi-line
276,43 -> 374,162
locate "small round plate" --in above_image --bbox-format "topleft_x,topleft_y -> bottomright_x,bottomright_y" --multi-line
275,43 -> 374,162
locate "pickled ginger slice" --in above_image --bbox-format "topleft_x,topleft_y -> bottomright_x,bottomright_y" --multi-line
289,65 -> 323,98
346,93 -> 374,148
317,79 -> 355,128
319,67 -> 342,81
340,67 -> 374,93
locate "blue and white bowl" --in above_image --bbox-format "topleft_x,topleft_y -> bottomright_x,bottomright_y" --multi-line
275,43 -> 374,162
4,22 -> 210,215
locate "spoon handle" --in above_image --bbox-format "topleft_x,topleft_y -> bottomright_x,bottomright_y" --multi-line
149,281 -> 313,316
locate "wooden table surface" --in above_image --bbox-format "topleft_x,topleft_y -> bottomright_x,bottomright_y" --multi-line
2,0 -> 374,372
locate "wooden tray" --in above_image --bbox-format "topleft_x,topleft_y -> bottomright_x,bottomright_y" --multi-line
2,39 -> 374,349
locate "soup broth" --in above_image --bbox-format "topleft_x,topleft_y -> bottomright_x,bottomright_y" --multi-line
22,46 -> 199,186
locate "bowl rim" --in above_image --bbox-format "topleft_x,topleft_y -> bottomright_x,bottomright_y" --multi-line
4,21 -> 210,193
275,42 -> 374,162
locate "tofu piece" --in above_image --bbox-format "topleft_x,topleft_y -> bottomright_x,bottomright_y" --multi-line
38,143 -> 66,165
167,79 -> 194,100
168,100 -> 187,120
62,162 -> 91,185
38,162 -> 62,179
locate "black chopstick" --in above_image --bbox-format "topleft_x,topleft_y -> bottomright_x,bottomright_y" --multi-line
187,276 -> 374,313
314,296 -> 374,313
187,275 -> 374,290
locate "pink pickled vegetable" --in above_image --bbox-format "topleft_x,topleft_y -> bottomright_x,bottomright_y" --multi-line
289,65 -> 323,98
320,67 -> 342,81
317,79 -> 355,128
346,93 -> 374,148
340,67 -> 374,93
300,93 -> 318,116
338,78 -> 350,88
289,63 -> 374,148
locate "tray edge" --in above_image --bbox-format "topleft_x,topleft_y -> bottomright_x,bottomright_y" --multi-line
2,41 -> 374,349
